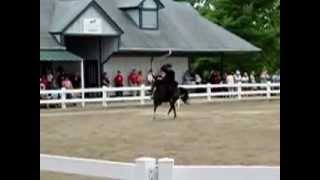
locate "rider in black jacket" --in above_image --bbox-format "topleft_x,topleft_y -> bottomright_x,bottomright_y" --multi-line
151,64 -> 178,98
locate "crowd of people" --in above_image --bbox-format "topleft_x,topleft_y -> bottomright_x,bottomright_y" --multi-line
41,66 -> 280,99
182,68 -> 280,85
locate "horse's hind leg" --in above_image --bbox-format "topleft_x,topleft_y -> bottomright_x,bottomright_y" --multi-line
168,105 -> 173,115
172,104 -> 177,119
153,103 -> 158,120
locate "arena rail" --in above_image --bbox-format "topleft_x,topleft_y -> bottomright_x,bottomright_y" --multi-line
40,82 -> 280,109
40,154 -> 280,180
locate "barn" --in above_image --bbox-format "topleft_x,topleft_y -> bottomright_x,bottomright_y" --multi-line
40,0 -> 260,88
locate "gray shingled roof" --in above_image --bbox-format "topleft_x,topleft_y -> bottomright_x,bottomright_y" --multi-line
117,0 -> 165,9
50,0 -> 92,33
40,0 -> 260,53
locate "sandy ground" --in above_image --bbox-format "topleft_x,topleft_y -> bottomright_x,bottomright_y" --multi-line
40,100 -> 279,179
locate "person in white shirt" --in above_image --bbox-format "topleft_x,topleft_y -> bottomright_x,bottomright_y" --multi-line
241,72 -> 249,83
226,72 -> 235,95
146,69 -> 155,86
234,70 -> 242,84
195,73 -> 202,84
250,71 -> 256,83
260,68 -> 270,83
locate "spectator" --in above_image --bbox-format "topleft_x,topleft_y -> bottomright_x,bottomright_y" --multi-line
241,72 -> 249,84
210,71 -> 221,84
137,70 -> 144,86
40,77 -> 46,90
102,72 -> 111,87
47,71 -> 54,89
272,70 -> 280,83
260,68 -> 270,83
250,71 -> 256,83
128,69 -> 138,96
234,70 -> 242,84
146,69 -> 155,86
128,69 -> 138,86
250,71 -> 257,90
62,76 -> 74,100
41,74 -> 49,89
195,73 -> 202,85
73,72 -> 81,89
183,69 -> 195,85
114,70 -> 124,96
226,72 -> 235,94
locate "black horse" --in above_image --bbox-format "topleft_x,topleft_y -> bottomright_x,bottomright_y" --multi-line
152,79 -> 189,120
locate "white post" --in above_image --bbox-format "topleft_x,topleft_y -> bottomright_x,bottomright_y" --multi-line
158,158 -> 174,180
267,81 -> 271,99
134,157 -> 157,180
177,99 -> 181,111
81,59 -> 85,108
237,82 -> 242,100
102,86 -> 107,107
61,87 -> 66,109
207,83 -> 212,101
81,88 -> 85,108
140,84 -> 145,105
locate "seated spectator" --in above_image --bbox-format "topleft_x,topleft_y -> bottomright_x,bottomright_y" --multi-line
102,72 -> 111,87
62,76 -> 74,99
114,70 -> 124,96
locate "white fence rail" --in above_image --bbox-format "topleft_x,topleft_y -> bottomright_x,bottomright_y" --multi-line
40,154 -> 280,180
40,82 -> 280,109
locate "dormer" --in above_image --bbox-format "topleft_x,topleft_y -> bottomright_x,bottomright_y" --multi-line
50,0 -> 123,44
118,0 -> 165,30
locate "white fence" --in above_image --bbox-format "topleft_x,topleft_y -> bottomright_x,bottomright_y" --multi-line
40,154 -> 280,180
40,82 -> 280,109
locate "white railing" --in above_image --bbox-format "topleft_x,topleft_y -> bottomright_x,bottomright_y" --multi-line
40,154 -> 280,180
40,82 -> 280,109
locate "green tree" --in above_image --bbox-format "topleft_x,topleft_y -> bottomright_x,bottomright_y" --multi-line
177,0 -> 280,75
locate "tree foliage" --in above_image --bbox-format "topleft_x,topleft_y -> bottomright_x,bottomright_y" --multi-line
176,0 -> 280,74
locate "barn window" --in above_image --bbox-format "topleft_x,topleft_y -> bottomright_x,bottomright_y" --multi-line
119,0 -> 164,30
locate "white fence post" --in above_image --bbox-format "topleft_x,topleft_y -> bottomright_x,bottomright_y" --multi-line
158,158 -> 174,180
61,88 -> 66,109
237,82 -> 242,100
134,157 -> 157,180
207,83 -> 212,101
102,86 -> 107,107
81,88 -> 85,108
267,81 -> 271,99
140,84 -> 145,105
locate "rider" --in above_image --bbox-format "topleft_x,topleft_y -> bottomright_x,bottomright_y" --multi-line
151,64 -> 178,98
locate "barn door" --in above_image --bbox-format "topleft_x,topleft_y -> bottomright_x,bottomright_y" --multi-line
84,60 -> 99,88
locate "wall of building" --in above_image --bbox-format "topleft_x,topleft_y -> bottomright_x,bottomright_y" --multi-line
103,56 -> 189,86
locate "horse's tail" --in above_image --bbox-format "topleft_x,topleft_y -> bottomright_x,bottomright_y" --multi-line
178,87 -> 189,104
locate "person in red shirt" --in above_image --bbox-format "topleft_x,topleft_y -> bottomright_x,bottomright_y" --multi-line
137,70 -> 144,86
114,70 -> 124,96
128,69 -> 138,96
128,69 -> 138,86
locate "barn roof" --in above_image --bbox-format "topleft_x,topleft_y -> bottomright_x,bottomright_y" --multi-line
40,0 -> 260,54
